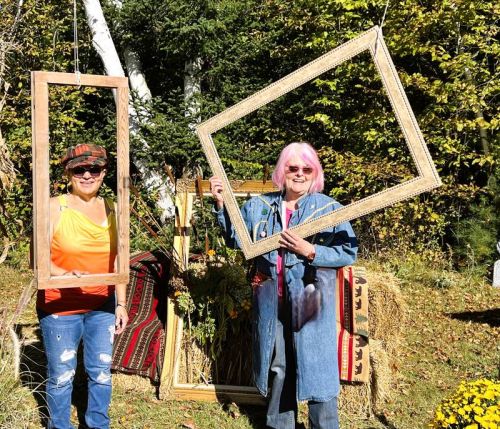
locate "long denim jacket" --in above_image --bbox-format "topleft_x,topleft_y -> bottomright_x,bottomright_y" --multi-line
215,191 -> 358,401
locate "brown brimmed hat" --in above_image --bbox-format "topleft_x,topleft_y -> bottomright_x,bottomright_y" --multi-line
61,144 -> 108,171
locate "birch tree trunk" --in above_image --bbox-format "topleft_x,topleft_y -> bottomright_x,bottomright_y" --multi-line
82,0 -> 174,219
181,57 -> 202,178
184,57 -> 202,128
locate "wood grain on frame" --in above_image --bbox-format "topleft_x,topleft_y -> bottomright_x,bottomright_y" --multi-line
196,26 -> 441,260
31,71 -> 130,290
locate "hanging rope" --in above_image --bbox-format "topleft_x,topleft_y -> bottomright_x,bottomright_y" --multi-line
375,0 -> 390,55
379,0 -> 390,31
73,0 -> 81,86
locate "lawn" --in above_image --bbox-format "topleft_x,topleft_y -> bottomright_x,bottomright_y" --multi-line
0,259 -> 498,428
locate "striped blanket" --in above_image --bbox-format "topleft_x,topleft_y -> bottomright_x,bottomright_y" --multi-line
111,251 -> 170,383
336,266 -> 369,383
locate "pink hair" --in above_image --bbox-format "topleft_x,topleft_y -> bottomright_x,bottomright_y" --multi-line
271,142 -> 324,193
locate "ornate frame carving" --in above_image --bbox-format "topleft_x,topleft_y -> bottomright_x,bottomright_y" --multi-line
31,71 -> 130,289
196,26 -> 441,259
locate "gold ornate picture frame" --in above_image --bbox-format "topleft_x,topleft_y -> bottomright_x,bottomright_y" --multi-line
196,26 -> 441,260
161,179 -> 272,403
31,71 -> 130,289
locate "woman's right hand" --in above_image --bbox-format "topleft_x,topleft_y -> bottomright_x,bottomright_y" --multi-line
209,176 -> 224,210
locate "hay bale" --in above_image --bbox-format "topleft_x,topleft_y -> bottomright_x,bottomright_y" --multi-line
178,336 -> 213,385
112,373 -> 156,394
338,382 -> 371,417
338,269 -> 407,417
369,339 -> 392,414
366,270 -> 407,357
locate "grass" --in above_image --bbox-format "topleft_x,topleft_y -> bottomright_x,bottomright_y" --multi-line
0,257 -> 498,428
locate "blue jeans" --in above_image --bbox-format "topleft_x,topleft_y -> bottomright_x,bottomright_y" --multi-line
38,299 -> 115,429
266,306 -> 339,429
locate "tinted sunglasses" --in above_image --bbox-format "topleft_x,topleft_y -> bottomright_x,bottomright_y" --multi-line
286,165 -> 314,175
71,166 -> 104,178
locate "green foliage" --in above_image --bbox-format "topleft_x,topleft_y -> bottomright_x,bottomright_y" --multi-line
1,0 -> 120,260
175,247 -> 253,385
109,0 -> 499,259
452,196 -> 500,276
1,0 -> 499,265
182,248 -> 252,355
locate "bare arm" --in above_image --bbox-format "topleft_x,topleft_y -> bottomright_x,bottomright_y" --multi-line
114,283 -> 128,334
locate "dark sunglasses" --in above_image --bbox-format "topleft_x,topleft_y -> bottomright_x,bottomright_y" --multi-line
286,165 -> 314,175
71,166 -> 104,178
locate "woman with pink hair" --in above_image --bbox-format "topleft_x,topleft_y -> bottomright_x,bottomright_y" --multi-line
210,142 -> 357,429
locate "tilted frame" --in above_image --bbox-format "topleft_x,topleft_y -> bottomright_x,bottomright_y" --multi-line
31,71 -> 130,289
196,26 -> 441,260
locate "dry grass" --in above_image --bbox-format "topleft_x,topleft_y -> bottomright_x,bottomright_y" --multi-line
1,260 -> 499,428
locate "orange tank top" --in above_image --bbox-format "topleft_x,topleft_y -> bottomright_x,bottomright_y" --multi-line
37,195 -> 118,315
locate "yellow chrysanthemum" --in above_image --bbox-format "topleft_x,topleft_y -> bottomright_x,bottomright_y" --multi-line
430,379 -> 500,428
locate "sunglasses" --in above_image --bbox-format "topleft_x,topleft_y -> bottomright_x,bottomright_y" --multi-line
71,166 -> 104,178
286,165 -> 314,175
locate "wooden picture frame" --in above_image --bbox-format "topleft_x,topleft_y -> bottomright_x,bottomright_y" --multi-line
161,179 -> 271,403
196,26 -> 441,260
31,71 -> 130,289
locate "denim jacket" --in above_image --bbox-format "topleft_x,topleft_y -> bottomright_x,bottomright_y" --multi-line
215,191 -> 358,401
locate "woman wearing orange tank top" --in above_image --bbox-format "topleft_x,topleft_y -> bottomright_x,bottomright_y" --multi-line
37,144 -> 128,429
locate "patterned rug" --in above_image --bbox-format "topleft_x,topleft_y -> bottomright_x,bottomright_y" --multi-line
111,251 -> 170,383
336,266 -> 369,383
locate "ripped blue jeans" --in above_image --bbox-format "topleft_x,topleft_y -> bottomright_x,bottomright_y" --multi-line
38,299 -> 115,429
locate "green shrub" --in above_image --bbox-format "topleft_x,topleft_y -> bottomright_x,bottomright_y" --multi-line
453,197 -> 500,276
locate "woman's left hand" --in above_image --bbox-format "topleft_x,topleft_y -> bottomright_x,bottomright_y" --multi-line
114,305 -> 129,335
279,230 -> 314,258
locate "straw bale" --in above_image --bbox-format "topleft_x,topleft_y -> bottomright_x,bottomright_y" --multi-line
366,270 -> 407,356
113,372 -> 157,394
178,336 -> 213,385
338,270 -> 406,416
369,339 -> 392,413
338,382 -> 371,417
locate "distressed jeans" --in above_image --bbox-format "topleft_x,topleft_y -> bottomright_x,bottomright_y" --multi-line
266,306 -> 339,429
38,300 -> 115,429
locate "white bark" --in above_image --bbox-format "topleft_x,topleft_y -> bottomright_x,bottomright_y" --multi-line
83,0 -> 124,76
184,57 -> 202,128
124,47 -> 152,103
82,0 -> 174,219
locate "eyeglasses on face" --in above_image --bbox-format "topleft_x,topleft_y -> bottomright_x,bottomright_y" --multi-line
71,166 -> 104,178
286,165 -> 314,175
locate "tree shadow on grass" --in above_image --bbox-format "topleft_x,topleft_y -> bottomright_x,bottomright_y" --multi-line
17,323 -> 89,429
446,308 -> 500,328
